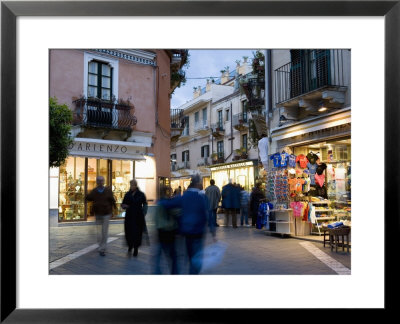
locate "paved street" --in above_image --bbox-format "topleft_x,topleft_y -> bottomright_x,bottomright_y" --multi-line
49,211 -> 351,275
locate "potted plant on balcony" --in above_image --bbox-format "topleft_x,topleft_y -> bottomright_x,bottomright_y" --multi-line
234,149 -> 241,161
240,147 -> 248,159
211,152 -> 218,164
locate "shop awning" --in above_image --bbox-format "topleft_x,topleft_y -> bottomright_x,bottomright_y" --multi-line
68,138 -> 147,161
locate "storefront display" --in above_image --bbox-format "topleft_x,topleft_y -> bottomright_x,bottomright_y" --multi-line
210,160 -> 258,192
265,137 -> 351,236
59,157 -> 135,222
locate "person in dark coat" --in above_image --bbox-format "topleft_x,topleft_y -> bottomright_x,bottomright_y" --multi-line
221,179 -> 241,228
205,179 -> 221,227
85,176 -> 116,256
249,182 -> 266,227
154,185 -> 180,274
121,179 -> 148,257
159,174 -> 215,274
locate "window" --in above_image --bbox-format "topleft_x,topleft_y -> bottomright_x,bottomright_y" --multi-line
171,154 -> 177,162
217,141 -> 224,158
218,110 -> 223,128
182,150 -> 190,162
242,134 -> 248,152
202,108 -> 207,125
242,101 -> 248,122
88,60 -> 113,100
195,111 -> 199,124
225,109 -> 230,122
201,145 -> 210,158
183,116 -> 189,135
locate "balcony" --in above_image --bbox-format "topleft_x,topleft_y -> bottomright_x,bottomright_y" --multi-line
240,74 -> 265,113
211,123 -> 225,138
197,157 -> 211,167
194,121 -> 210,135
176,161 -> 190,170
73,97 -> 137,132
211,154 -> 224,164
274,49 -> 349,114
170,109 -> 185,142
171,163 -> 178,172
232,112 -> 249,131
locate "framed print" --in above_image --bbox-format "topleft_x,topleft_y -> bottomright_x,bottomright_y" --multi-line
1,0 -> 398,322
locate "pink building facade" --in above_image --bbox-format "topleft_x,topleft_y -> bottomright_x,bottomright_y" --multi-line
49,49 -> 185,222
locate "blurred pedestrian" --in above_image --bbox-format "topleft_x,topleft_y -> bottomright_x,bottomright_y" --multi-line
249,182 -> 265,227
240,186 -> 250,226
173,186 -> 182,197
154,186 -> 180,274
160,174 -> 215,274
221,179 -> 241,228
205,179 -> 221,227
121,179 -> 148,257
85,176 -> 116,256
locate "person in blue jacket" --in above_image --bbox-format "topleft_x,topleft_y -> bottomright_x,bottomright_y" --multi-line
221,179 -> 241,228
159,174 -> 215,274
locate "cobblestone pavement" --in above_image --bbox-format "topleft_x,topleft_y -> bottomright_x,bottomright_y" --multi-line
49,217 -> 351,275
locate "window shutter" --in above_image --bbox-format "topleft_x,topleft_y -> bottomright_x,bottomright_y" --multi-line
201,146 -> 204,158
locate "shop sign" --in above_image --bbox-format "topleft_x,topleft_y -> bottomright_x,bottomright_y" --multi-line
210,161 -> 253,171
68,138 -> 145,160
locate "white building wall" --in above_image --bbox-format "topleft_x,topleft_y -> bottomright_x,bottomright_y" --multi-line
49,167 -> 59,209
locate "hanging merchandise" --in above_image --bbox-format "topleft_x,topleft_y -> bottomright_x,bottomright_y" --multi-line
256,202 -> 274,230
279,151 -> 290,167
302,170 -> 311,192
257,201 -> 267,229
315,173 -> 325,187
296,154 -> 309,168
316,162 -> 327,175
307,162 -> 318,185
270,153 -> 282,167
287,154 -> 297,167
258,136 -> 269,170
306,152 -> 319,164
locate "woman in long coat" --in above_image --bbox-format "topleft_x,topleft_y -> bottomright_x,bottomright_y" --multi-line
121,179 -> 148,257
249,182 -> 265,227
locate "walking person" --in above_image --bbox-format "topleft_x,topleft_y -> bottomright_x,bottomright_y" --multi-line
154,185 -> 180,274
160,174 -> 215,274
85,176 -> 116,256
205,179 -> 221,227
249,181 -> 266,227
221,179 -> 241,228
240,186 -> 250,226
121,179 -> 148,257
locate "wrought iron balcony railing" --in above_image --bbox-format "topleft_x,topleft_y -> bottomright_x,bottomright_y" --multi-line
211,123 -> 225,137
197,157 -> 210,167
171,109 -> 185,129
274,49 -> 349,105
194,121 -> 209,132
233,112 -> 249,125
73,98 -> 137,131
177,161 -> 190,170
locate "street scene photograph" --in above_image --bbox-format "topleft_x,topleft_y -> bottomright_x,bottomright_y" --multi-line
49,48 -> 351,275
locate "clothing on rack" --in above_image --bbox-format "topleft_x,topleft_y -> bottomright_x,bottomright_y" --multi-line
296,154 -> 309,168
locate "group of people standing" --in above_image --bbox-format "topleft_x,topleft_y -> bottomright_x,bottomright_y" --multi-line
205,178 -> 266,228
85,174 -> 267,275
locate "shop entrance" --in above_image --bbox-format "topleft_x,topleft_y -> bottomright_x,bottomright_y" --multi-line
59,157 -> 134,222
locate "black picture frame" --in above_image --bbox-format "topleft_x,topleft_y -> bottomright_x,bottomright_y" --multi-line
1,0 -> 398,322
